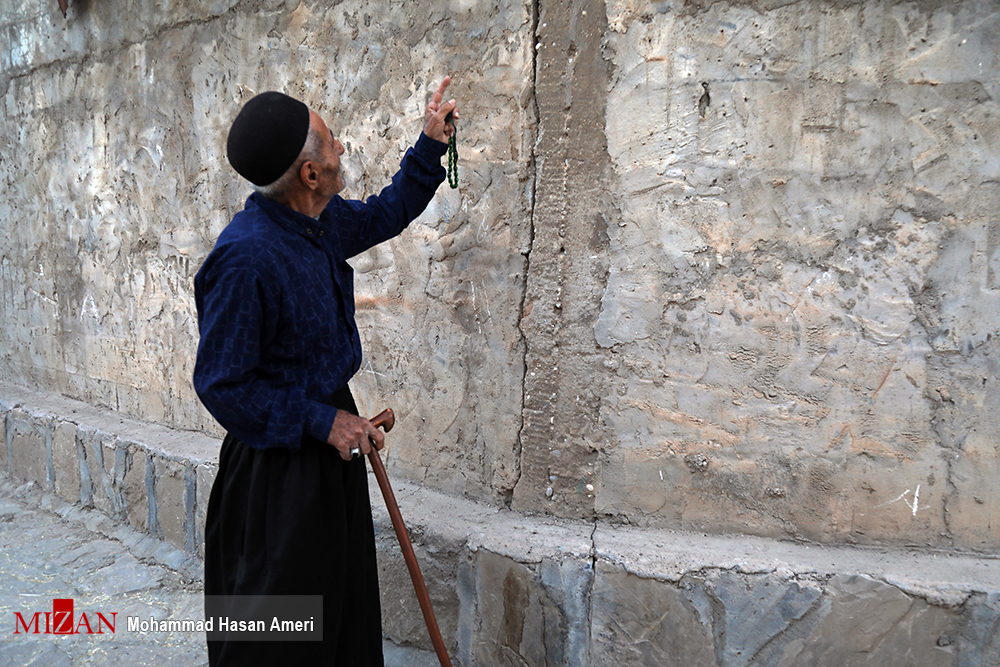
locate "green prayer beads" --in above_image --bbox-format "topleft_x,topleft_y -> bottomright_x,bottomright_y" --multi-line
446,112 -> 458,189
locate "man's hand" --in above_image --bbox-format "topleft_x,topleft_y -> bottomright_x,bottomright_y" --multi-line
424,76 -> 459,144
327,410 -> 384,461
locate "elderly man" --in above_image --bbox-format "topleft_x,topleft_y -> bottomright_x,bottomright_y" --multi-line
193,78 -> 458,666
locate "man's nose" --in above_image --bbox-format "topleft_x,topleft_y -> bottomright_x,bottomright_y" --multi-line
334,140 -> 344,155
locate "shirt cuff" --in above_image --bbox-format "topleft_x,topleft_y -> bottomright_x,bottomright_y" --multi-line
416,132 -> 450,159
304,401 -> 338,444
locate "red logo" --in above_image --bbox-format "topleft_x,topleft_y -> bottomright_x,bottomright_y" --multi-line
13,599 -> 116,635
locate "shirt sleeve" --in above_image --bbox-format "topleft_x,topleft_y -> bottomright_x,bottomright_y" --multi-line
335,132 -> 448,259
192,245 -> 338,451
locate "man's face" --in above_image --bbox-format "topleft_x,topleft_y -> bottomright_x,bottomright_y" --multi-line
310,110 -> 345,197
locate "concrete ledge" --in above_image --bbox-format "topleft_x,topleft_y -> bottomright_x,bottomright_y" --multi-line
376,478 -> 1000,667
1,382 -> 217,558
2,382 -> 999,666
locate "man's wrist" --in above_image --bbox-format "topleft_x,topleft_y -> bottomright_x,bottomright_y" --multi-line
305,401 -> 338,443
416,131 -> 450,156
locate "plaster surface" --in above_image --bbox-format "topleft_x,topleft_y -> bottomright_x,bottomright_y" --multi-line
515,0 -> 1000,552
2,0 -> 999,555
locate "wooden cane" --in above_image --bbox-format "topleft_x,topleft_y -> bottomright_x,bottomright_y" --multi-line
368,409 -> 453,667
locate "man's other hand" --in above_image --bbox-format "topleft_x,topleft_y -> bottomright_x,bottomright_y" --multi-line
327,410 -> 384,461
424,76 -> 459,144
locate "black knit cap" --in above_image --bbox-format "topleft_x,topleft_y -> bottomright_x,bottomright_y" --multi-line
226,91 -> 310,186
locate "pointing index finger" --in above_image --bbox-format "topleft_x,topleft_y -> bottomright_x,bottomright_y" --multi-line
432,76 -> 451,105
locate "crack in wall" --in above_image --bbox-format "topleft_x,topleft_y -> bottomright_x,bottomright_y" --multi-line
509,0 -> 542,510
583,518 -> 598,664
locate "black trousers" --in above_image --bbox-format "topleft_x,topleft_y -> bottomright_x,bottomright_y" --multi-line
204,386 -> 383,666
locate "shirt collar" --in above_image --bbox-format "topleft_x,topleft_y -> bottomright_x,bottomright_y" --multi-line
247,192 -> 337,241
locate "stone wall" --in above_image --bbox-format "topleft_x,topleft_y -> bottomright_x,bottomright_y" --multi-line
2,0 -> 999,559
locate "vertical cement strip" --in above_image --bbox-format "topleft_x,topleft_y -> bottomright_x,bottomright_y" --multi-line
513,0 -> 615,521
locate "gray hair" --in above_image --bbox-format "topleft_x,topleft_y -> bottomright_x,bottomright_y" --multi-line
253,128 -> 324,201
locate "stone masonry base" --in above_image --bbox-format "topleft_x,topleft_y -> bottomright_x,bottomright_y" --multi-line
2,381 -> 998,666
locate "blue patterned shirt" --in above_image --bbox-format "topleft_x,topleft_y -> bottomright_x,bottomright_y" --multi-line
194,133 -> 447,450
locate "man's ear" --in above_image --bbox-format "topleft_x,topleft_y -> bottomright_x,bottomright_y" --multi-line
299,159 -> 320,191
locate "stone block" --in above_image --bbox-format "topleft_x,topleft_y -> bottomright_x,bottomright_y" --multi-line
378,532 -> 428,646
153,456 -> 187,549
123,447 -> 150,533
770,575 -> 958,667
51,420 -> 80,503
376,525 -> 460,655
104,437 -> 129,519
455,553 -> 476,667
8,411 -> 46,486
80,429 -> 113,514
194,463 -> 216,558
710,570 -> 824,667
538,557 -> 593,666
590,561 -> 716,667
958,593 -> 1000,667
469,549 -> 570,667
